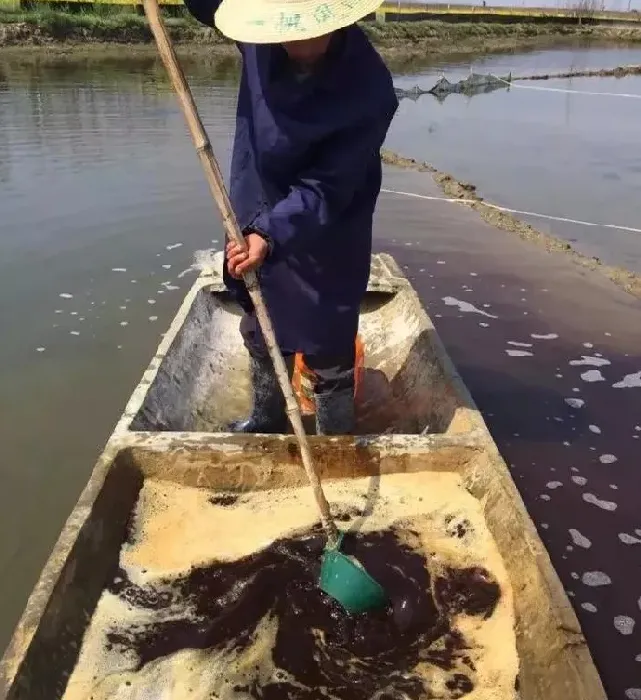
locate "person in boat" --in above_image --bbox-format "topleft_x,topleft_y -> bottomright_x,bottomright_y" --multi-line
184,0 -> 398,435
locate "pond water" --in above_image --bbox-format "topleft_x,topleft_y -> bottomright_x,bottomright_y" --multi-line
389,45 -> 641,272
0,42 -> 640,653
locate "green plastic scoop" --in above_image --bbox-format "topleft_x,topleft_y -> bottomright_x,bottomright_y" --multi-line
319,531 -> 388,614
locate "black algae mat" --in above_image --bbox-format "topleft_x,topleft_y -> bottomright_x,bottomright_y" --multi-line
106,526 -> 502,699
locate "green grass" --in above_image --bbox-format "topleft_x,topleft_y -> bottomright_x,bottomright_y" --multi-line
0,1 -> 215,42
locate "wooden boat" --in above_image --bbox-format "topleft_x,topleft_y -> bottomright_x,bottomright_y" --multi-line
0,253 -> 605,700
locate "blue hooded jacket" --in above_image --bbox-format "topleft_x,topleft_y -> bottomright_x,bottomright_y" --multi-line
184,0 -> 398,355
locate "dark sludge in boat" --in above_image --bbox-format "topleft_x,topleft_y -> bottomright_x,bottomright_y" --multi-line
107,526 -> 501,699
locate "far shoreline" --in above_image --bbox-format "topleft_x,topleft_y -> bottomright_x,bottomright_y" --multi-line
2,14 -> 641,66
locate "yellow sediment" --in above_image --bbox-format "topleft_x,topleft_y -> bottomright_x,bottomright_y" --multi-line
63,472 -> 519,700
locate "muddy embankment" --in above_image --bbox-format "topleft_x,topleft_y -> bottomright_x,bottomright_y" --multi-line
515,63 -> 641,80
381,149 -> 641,300
2,13 -> 641,60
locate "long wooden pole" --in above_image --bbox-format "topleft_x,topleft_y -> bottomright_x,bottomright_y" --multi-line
142,0 -> 338,545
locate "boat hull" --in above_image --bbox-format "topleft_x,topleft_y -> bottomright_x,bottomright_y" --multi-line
0,253 -> 605,700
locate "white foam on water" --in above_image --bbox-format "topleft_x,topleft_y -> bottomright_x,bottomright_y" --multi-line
437,260 -> 445,264
613,371 -> 641,389
70,331 -> 80,336
149,316 -> 158,322
581,603 -> 597,613
619,533 -> 641,545
55,309 -> 63,314
112,268 -> 127,273
588,425 -> 601,434
531,333 -> 558,340
626,690 -> 641,700
507,341 -> 533,348
165,285 -> 180,291
166,243 -> 183,251
569,356 -> 611,367
599,454 -> 618,464
564,398 -> 585,409
569,529 -> 592,548
571,475 -> 587,486
506,350 -> 533,357
583,493 -> 617,511
555,373 -> 563,378
539,494 -> 551,501
119,306 -> 127,311
36,347 -> 45,353
609,484 -> 618,490
59,293 -> 73,299
479,322 -> 490,328
583,343 -> 593,348
470,272 -> 477,276
581,370 -> 605,383
546,481 -> 563,489
162,264 -> 172,270
120,322 -> 128,327
148,299 -> 156,305
442,297 -> 498,318
614,616 -> 636,635
581,571 -> 612,586
540,523 -> 549,529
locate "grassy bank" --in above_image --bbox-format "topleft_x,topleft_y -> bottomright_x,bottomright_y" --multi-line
2,2 -> 641,57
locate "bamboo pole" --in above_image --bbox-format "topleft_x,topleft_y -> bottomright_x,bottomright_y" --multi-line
142,0 -> 338,546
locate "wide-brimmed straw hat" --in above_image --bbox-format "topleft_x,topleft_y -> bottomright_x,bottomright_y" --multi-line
214,0 -> 385,44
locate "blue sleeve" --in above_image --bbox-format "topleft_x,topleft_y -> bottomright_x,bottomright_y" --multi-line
182,0 -> 220,27
250,106 -> 397,258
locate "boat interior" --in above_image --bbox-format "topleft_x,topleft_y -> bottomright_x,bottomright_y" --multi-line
127,255 -> 476,437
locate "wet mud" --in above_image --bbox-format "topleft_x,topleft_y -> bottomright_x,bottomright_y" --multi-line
516,63 -> 641,81
106,526 -> 501,699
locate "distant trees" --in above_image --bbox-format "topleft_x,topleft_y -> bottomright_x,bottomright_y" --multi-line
566,0 -> 601,22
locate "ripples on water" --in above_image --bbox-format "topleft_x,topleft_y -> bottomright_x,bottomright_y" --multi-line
0,43 -> 640,651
